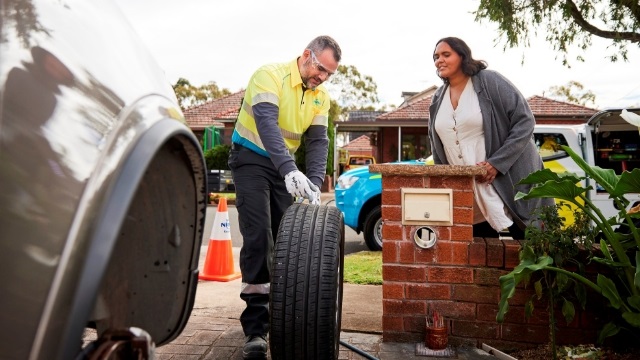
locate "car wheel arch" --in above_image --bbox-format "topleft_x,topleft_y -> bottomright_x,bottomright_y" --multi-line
40,119 -> 207,360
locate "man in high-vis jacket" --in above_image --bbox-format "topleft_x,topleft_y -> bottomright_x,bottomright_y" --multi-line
228,35 -> 341,360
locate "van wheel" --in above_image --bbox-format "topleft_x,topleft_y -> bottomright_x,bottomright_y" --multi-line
270,204 -> 344,360
363,205 -> 382,251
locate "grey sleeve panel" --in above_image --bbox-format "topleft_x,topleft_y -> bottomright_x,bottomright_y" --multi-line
304,124 -> 329,188
253,102 -> 297,177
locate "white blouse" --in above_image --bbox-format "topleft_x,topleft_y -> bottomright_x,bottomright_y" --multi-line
434,78 -> 513,231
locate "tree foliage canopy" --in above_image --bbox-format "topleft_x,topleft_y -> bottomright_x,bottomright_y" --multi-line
172,78 -> 231,110
474,0 -> 640,66
547,80 -> 596,106
325,64 -> 380,111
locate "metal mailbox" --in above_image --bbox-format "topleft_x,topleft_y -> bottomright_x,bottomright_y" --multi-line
401,188 -> 453,226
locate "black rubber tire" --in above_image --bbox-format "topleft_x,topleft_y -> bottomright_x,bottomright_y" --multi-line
363,205 -> 382,251
270,204 -> 345,360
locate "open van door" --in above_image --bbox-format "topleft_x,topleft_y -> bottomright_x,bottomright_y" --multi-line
587,108 -> 640,217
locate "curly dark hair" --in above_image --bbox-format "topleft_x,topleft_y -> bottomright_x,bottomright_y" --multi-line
433,37 -> 487,84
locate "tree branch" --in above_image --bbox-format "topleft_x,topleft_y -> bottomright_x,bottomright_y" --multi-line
612,0 -> 640,23
565,0 -> 640,43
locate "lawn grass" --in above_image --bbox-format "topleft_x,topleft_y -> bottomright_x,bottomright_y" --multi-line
343,251 -> 382,285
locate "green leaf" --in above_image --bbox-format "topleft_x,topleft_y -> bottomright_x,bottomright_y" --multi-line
525,299 -> 534,318
562,298 -> 576,324
627,295 -> 640,311
622,311 -> 640,328
597,274 -> 623,309
534,279 -> 543,299
497,274 -> 516,323
597,322 -> 620,345
556,273 -> 569,293
515,179 -> 587,203
600,240 -> 613,261
605,167 -> 640,197
517,168 -> 562,184
636,252 -> 640,289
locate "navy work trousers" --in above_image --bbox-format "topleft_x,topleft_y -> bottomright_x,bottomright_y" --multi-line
228,144 -> 293,337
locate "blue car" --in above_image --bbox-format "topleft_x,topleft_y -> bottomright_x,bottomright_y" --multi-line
335,158 -> 432,250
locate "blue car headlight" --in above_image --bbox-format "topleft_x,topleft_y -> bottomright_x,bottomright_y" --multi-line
337,174 -> 359,189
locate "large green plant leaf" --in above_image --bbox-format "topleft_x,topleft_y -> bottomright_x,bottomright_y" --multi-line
515,179 -> 588,203
622,311 -> 640,328
518,168 -> 582,185
562,145 -> 618,193
628,295 -> 640,311
598,322 -> 620,344
497,254 -> 554,322
597,274 -> 623,309
612,169 -> 640,196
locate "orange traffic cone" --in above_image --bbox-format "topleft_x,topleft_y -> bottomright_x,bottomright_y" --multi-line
199,198 -> 241,281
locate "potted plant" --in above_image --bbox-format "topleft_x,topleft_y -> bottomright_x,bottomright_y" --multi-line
497,144 -> 640,352
426,304 -> 447,350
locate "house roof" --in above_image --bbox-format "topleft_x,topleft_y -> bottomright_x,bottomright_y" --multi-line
346,110 -> 387,122
342,135 -> 372,151
184,90 -> 245,130
374,94 -> 597,121
376,97 -> 432,121
527,95 -> 598,117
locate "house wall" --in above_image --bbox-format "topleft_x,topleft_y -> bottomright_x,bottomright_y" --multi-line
372,164 -> 606,350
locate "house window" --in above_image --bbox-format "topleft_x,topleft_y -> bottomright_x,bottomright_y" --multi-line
401,134 -> 431,161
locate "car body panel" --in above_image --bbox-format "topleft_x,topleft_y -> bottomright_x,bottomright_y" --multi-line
0,1 -> 206,358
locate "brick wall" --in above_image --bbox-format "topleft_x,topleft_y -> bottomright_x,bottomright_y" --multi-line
370,164 -> 606,350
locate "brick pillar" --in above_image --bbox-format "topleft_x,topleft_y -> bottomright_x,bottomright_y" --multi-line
369,164 -> 603,350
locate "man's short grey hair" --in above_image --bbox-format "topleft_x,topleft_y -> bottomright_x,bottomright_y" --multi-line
306,35 -> 341,63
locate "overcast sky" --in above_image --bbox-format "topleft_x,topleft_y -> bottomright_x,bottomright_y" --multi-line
113,0 -> 640,109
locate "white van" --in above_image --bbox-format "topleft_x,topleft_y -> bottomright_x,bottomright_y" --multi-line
533,108 -> 640,220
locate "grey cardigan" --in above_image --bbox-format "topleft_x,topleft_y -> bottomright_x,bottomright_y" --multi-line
428,69 -> 554,229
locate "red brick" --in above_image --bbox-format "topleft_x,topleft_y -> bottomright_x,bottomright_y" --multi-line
382,241 -> 398,263
428,300 -> 477,320
382,222 -> 403,242
503,240 -> 522,269
406,283 -> 451,300
427,177 -> 445,188
451,241 -> 469,265
383,299 -> 426,315
452,190 -> 474,207
440,176 -> 474,190
383,282 -> 404,299
434,226 -> 451,241
474,268 -> 509,286
382,315 -> 404,332
477,304 -> 525,324
451,320 -> 499,339
501,323 -> 549,343
452,285 -> 499,304
398,240 -> 416,264
382,176 -> 425,189
453,207 -> 473,225
485,238 -> 504,267
381,205 -> 401,221
428,267 -> 473,284
435,241 -> 453,264
404,316 -> 427,333
469,238 -> 487,266
415,247 -> 436,263
381,188 -> 401,205
451,225 -> 473,242
383,265 -> 426,282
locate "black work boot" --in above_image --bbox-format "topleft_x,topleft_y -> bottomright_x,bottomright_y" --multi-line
242,334 -> 267,359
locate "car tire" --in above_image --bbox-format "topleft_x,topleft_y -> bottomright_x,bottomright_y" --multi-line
363,205 -> 382,251
270,204 -> 345,360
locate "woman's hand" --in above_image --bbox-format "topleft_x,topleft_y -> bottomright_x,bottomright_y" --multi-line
476,161 -> 497,184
